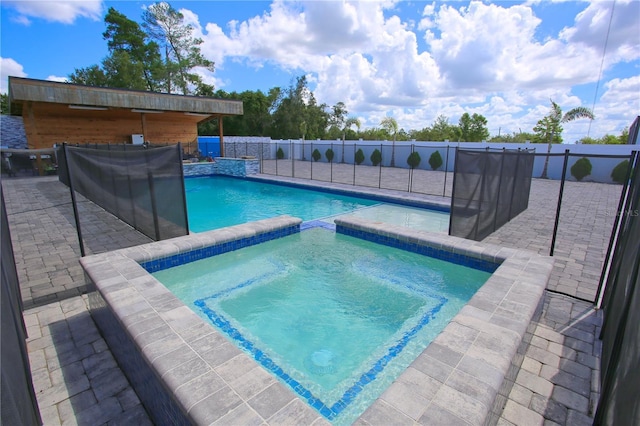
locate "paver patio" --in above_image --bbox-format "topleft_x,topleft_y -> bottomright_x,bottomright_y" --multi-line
2,165 -> 612,425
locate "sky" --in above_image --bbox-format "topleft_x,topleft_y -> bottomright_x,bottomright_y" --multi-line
1,0 -> 639,142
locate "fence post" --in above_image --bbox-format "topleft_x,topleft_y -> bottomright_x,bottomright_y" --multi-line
493,148 -> 507,232
353,143 -> 357,186
177,142 -> 190,236
290,140 -> 294,178
147,170 -> 161,240
62,143 -> 86,257
448,147 -> 459,235
408,144 -> 414,192
311,142 -> 314,181
473,150 -> 490,240
550,149 -> 570,256
330,142 -> 334,182
378,144 -> 383,189
443,145 -> 450,197
144,146 -> 161,240
507,149 -> 520,220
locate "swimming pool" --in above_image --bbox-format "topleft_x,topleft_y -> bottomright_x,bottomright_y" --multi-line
152,226 -> 491,424
83,215 -> 552,425
185,176 -> 449,233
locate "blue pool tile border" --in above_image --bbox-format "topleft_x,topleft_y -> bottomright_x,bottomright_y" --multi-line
336,224 -> 499,273
194,283 -> 447,422
140,224 -> 299,273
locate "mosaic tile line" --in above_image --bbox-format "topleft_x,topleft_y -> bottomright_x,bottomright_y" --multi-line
194,287 -> 447,421
336,225 -> 499,273
140,225 -> 299,273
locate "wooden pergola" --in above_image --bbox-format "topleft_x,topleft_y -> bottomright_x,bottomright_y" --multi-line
7,77 -> 243,156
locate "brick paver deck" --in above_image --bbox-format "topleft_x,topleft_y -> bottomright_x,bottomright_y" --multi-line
2,167 -> 612,425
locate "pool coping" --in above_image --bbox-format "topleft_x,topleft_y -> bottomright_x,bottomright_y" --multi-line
195,173 -> 452,213
80,215 -> 553,425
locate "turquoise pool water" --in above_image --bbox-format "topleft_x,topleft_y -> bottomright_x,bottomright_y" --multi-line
185,176 -> 449,233
186,176 -> 376,232
153,227 -> 490,424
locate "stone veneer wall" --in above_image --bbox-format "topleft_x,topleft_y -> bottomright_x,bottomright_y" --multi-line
223,136 -> 271,159
0,115 -> 28,149
182,158 -> 260,177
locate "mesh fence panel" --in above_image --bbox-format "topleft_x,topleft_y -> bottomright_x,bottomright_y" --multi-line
595,153 -> 639,426
59,144 -> 188,241
450,149 -> 535,241
1,187 -> 42,426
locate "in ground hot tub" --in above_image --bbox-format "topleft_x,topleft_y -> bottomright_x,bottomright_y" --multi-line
82,215 -> 553,425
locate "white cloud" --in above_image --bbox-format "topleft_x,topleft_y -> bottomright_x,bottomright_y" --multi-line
560,0 -> 640,65
2,0 -> 103,24
177,1 -> 637,139
1,57 -> 27,94
595,75 -> 640,135
46,75 -> 68,83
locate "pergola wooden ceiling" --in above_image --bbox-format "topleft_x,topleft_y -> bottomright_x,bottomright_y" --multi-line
8,76 -> 243,154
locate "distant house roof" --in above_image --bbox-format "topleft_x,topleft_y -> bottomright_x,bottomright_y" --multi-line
8,77 -> 243,116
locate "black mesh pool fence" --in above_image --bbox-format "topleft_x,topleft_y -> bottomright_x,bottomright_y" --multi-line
449,148 -> 535,241
58,144 -> 188,248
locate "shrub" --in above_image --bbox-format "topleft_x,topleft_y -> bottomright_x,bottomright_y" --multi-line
355,148 -> 365,165
325,148 -> 335,163
429,150 -> 443,170
407,151 -> 421,169
312,148 -> 321,162
370,149 -> 382,166
570,157 -> 592,181
276,147 -> 284,159
611,160 -> 630,184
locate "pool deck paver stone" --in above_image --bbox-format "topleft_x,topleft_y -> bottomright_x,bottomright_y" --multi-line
1,169 -> 608,425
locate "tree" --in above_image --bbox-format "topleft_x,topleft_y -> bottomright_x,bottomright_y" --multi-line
325,148 -> 335,163
429,115 -> 460,141
489,131 -> 536,143
270,76 -> 329,140
69,64 -> 111,87
535,100 -> 594,179
0,93 -> 9,114
429,151 -> 443,170
341,117 -> 361,163
611,160 -> 630,184
330,102 -> 347,130
370,149 -> 382,166
578,129 -> 627,145
142,2 -> 214,95
201,89 -> 277,136
103,7 -> 163,91
459,112 -> 489,142
407,152 -> 421,169
380,117 -> 398,166
354,148 -> 365,165
570,157 -> 592,181
70,7 -> 163,90
69,4 -> 214,95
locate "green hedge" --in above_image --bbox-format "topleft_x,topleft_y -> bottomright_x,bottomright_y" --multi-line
570,157 -> 592,181
429,150 -> 443,170
370,149 -> 382,166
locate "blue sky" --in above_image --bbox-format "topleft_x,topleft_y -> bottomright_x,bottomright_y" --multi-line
1,0 -> 639,142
